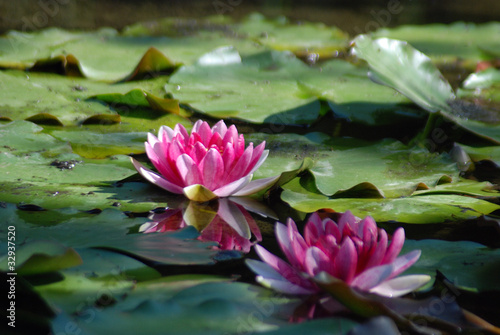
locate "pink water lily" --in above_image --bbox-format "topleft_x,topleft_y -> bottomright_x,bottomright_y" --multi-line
131,120 -> 279,202
140,198 -> 262,253
246,211 -> 430,297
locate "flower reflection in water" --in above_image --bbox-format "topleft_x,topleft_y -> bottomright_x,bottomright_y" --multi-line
140,198 -> 271,253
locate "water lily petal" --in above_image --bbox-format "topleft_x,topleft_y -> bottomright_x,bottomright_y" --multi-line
246,260 -> 316,295
231,174 -> 279,196
383,227 -> 405,264
254,245 -> 315,290
365,229 -> 388,269
199,148 -> 224,190
369,275 -> 431,297
245,142 -> 266,175
158,125 -> 175,142
224,144 -> 253,184
385,249 -> 422,280
333,237 -> 357,283
211,119 -> 228,137
176,153 -> 203,185
217,198 -> 251,239
131,158 -> 183,194
213,174 -> 252,197
304,247 -> 330,277
350,262 -> 395,291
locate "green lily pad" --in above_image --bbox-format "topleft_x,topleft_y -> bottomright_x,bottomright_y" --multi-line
1,205 -> 218,264
462,68 -> 500,90
236,13 -> 349,59
401,239 -> 500,292
166,49 -> 321,124
253,132 -> 459,198
352,35 -> 500,144
0,69 -> 170,126
412,179 -> 499,198
0,120 -> 71,155
281,177 -> 500,223
352,34 -> 455,113
55,281 -> 298,335
0,240 -> 82,275
457,143 -> 500,166
296,59 -> 426,127
1,27 -> 267,81
0,28 -> 90,68
372,22 -> 500,64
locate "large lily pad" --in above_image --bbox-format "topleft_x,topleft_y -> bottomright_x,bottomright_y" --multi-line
296,59 -> 426,127
166,49 -> 321,124
401,239 -> 500,292
235,13 -> 349,59
0,205 -> 218,264
352,35 -> 500,144
251,132 -> 459,198
0,27 -> 267,81
281,177 -> 500,223
53,281 -> 301,335
352,34 -> 455,113
0,69 -> 171,126
372,22 -> 500,64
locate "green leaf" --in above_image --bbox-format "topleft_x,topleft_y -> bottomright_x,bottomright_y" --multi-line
352,35 -> 500,144
372,22 -> 500,63
236,13 -> 349,59
401,239 -> 500,291
0,69 -> 169,126
462,68 -> 500,89
297,59 -> 426,127
0,120 -> 71,155
281,178 -> 500,223
352,35 -> 455,113
457,143 -> 500,166
252,132 -> 459,198
167,50 -> 321,124
0,240 -> 82,275
1,205 -> 218,265
55,281 -> 299,335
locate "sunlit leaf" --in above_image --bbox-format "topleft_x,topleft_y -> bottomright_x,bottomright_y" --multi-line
0,240 -> 82,275
401,239 -> 500,291
281,177 -> 500,223
372,22 -> 500,64
167,49 -> 321,124
352,34 -> 455,113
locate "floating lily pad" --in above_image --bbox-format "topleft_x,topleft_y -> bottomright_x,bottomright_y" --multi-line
55,281 -> 299,335
0,205 -> 218,264
281,177 -> 500,223
457,143 -> 500,166
252,132 -> 459,198
0,69 -> 170,126
352,35 -> 500,144
236,13 -> 349,59
0,240 -> 82,275
372,22 -> 500,64
296,59 -> 426,127
401,239 -> 500,292
352,34 -> 455,113
0,120 -> 70,155
462,68 -> 500,90
166,49 -> 321,124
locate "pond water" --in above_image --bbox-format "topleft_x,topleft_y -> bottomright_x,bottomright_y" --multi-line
1,1 -> 500,334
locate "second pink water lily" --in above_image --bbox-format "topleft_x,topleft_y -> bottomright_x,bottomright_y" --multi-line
131,120 -> 279,202
247,211 -> 430,298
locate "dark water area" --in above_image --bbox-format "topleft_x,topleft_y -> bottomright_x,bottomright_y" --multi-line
0,0 -> 499,35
